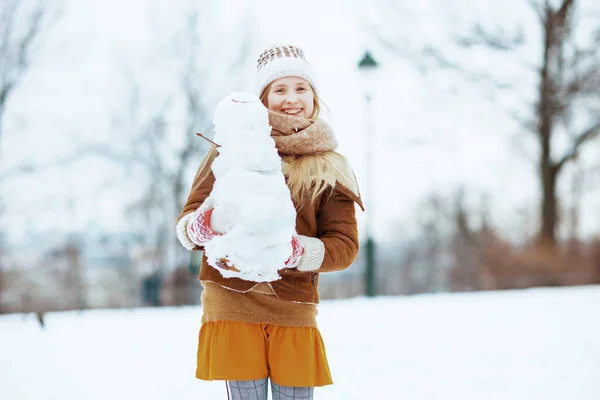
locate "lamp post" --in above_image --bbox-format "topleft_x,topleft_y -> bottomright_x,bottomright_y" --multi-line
357,51 -> 379,297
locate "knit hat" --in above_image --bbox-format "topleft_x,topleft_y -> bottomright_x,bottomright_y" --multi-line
255,45 -> 318,97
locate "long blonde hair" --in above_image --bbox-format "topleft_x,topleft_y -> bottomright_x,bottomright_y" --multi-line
282,151 -> 358,207
192,83 -> 356,206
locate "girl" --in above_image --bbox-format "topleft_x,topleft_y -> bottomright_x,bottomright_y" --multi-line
176,45 -> 363,400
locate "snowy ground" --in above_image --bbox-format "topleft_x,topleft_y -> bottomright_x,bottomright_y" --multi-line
1,285 -> 599,400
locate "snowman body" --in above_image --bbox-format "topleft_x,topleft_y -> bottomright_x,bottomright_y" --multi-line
203,92 -> 297,282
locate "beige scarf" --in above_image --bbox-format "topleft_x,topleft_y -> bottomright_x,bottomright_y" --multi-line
268,110 -> 338,156
266,110 -> 361,207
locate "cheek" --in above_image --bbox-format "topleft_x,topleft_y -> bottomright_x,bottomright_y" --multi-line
302,93 -> 314,105
266,94 -> 281,111
302,94 -> 315,112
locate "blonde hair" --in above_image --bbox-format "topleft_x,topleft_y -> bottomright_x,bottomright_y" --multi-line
192,82 -> 355,207
283,151 -> 357,207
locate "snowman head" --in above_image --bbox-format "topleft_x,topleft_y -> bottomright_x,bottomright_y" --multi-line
213,92 -> 269,133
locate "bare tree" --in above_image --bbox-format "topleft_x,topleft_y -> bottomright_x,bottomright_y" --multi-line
168,6 -> 254,214
457,1 -> 600,248
529,0 -> 600,247
0,0 -> 59,312
0,0 -> 58,148
0,233 -> 10,313
566,165 -> 584,255
369,0 -> 600,249
399,194 -> 453,294
64,238 -> 86,310
87,6 -> 253,277
43,236 -> 87,311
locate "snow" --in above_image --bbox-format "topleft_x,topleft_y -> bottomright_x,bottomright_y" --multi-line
204,93 -> 296,282
1,285 -> 599,399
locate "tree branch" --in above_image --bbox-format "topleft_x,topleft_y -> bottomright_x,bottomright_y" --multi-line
564,66 -> 600,98
0,1 -> 58,148
454,23 -> 525,51
0,2 -> 45,100
557,123 -> 600,171
527,0 -> 546,24
16,7 -> 43,71
509,108 -> 537,135
420,46 -> 512,90
0,1 -> 19,99
555,0 -> 575,25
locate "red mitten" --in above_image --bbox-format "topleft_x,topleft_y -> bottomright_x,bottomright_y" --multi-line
186,208 -> 223,246
284,235 -> 305,268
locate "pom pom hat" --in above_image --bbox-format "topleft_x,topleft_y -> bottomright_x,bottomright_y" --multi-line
255,45 -> 318,97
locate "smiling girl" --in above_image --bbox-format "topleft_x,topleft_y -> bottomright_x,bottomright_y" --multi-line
176,45 -> 363,400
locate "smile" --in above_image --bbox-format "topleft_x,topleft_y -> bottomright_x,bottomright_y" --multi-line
282,109 -> 302,115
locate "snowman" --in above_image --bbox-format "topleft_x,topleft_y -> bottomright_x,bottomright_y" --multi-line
202,92 -> 297,282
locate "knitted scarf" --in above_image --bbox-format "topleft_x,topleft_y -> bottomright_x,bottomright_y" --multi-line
267,110 -> 338,156
266,110 -> 361,205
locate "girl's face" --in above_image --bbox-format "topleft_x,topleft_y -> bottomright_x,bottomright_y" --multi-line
266,77 -> 315,119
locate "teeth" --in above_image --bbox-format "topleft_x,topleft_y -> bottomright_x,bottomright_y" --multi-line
284,109 -> 301,115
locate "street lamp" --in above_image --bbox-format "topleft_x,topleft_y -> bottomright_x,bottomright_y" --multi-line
357,51 -> 379,297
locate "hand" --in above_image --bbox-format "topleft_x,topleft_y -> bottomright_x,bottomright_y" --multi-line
284,235 -> 305,269
186,207 -> 223,246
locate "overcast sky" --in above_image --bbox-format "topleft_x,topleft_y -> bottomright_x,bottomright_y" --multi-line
2,0 -> 599,248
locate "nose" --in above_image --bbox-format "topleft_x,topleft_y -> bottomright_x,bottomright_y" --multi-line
284,92 -> 298,104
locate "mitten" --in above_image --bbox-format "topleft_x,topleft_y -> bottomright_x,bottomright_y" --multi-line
284,235 -> 305,268
293,235 -> 325,272
186,207 -> 222,246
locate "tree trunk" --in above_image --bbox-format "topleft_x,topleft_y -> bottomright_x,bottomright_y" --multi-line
540,162 -> 558,246
537,4 -> 558,249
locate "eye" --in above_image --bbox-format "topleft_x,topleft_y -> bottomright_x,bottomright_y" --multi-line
275,88 -> 285,93
297,87 -> 307,92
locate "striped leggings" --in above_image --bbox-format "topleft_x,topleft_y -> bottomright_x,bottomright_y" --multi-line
226,379 -> 314,400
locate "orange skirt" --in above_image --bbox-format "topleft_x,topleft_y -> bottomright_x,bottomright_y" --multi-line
196,320 -> 333,387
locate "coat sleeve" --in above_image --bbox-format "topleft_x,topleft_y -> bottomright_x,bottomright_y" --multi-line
298,187 -> 360,273
175,168 -> 216,251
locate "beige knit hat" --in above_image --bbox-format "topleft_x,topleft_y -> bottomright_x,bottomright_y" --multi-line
255,45 -> 318,96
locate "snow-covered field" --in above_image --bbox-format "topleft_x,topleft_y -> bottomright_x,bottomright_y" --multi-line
2,285 -> 599,400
